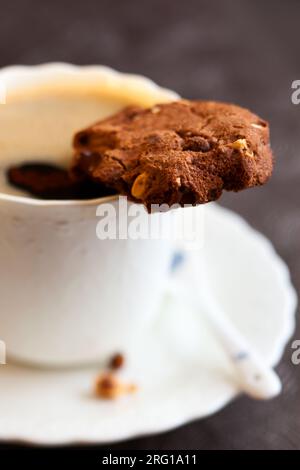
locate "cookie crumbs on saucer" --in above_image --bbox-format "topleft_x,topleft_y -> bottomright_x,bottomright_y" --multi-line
109,352 -> 125,370
94,372 -> 137,400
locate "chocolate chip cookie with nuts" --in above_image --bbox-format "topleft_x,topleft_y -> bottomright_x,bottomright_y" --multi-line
71,100 -> 273,210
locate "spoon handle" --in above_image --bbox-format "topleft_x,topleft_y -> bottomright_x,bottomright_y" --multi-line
199,289 -> 282,399
169,249 -> 282,400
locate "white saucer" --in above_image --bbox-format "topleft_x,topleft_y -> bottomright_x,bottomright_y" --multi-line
0,204 -> 296,445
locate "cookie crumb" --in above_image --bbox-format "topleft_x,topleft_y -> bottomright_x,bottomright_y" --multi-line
109,353 -> 125,370
94,372 -> 137,400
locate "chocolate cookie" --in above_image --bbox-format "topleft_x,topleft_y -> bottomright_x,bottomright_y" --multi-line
72,100 -> 273,209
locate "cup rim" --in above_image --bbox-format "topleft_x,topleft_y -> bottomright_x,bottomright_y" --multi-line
0,192 -> 119,207
0,62 -> 178,208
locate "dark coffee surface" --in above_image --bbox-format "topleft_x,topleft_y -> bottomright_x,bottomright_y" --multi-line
0,0 -> 299,451
7,162 -> 115,200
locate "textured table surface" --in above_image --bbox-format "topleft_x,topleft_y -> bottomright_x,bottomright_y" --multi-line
0,0 -> 299,450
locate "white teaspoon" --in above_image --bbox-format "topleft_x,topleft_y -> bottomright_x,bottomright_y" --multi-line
170,250 -> 282,400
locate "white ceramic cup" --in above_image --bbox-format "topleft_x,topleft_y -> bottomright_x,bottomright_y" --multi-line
0,63 -> 179,367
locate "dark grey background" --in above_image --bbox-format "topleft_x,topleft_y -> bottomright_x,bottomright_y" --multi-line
0,0 -> 299,450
